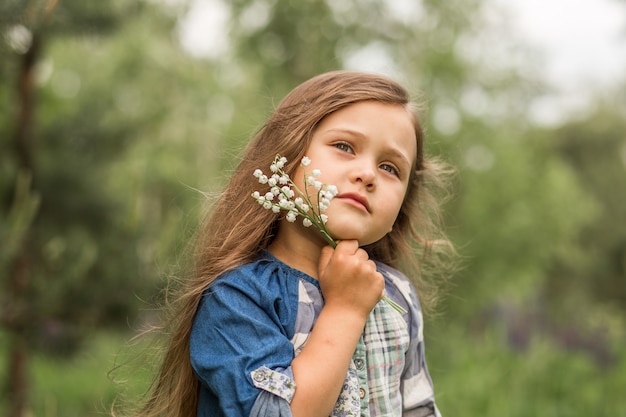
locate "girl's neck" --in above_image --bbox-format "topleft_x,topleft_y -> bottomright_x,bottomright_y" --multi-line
268,226 -> 325,279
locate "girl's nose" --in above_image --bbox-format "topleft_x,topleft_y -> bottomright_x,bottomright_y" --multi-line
354,165 -> 376,189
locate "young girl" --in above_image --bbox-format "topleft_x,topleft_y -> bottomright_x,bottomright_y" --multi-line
133,71 -> 453,417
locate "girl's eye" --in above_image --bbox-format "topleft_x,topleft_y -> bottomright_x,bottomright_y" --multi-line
333,142 -> 353,153
380,163 -> 400,177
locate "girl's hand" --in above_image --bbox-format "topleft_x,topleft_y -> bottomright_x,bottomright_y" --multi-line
291,240 -> 383,417
317,240 -> 384,319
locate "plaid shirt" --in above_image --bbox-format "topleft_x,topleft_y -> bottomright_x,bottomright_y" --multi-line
190,251 -> 441,417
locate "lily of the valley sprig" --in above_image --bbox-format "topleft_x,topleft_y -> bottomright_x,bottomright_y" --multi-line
252,154 -> 407,314
252,155 -> 337,247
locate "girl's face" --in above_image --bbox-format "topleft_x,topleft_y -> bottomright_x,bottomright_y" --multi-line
294,100 -> 417,246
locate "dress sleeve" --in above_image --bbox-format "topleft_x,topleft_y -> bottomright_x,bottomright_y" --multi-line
190,268 -> 298,417
249,367 -> 295,417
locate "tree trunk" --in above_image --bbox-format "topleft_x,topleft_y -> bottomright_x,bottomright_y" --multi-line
7,254 -> 30,417
5,33 -> 41,417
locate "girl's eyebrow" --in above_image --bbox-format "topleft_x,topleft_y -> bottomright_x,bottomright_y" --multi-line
324,127 -> 413,170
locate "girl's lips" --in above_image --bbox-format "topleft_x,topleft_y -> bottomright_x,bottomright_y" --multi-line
337,192 -> 370,212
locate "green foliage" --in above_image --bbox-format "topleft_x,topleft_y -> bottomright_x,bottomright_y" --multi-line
1,0 -> 218,345
428,323 -> 626,416
440,125 -> 599,318
549,105 -> 626,310
0,330 -> 153,417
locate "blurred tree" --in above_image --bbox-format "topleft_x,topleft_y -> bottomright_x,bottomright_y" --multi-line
1,2 -> 131,416
549,100 -> 626,313
0,1 -> 220,415
207,0 -> 353,163
217,0 -> 492,162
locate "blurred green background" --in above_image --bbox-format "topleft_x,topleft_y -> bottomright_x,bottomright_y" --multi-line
1,0 -> 625,416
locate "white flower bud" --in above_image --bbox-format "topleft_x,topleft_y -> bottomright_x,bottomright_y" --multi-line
302,218 -> 313,227
286,211 -> 297,222
281,186 -> 294,198
301,156 -> 311,166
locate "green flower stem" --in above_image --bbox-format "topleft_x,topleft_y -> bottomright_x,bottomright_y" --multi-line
381,295 -> 407,314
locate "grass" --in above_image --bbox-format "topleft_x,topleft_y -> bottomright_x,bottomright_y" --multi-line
427,323 -> 626,417
1,330 -> 154,417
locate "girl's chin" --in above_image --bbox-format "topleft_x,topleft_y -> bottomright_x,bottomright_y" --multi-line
325,229 -> 383,247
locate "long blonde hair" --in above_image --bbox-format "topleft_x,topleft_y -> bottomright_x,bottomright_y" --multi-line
129,70 -> 453,417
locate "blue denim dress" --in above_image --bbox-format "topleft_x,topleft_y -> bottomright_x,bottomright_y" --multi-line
190,251 -> 440,417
